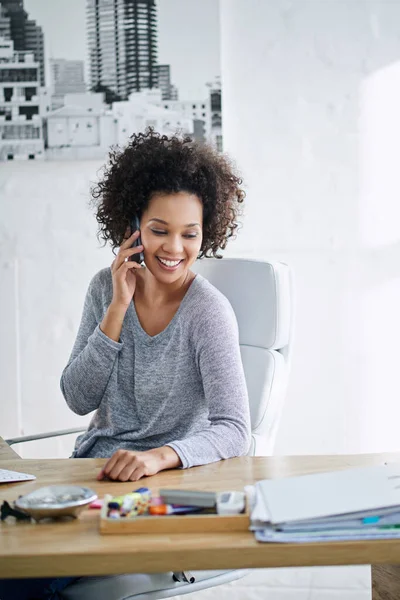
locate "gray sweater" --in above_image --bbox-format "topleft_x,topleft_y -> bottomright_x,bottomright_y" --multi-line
60,267 -> 251,468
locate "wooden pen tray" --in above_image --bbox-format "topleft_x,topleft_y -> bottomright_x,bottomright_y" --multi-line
99,494 -> 250,535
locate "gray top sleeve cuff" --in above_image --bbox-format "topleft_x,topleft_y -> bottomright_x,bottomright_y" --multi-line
165,442 -> 189,469
91,324 -> 124,352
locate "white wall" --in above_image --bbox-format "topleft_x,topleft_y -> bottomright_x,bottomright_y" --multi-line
220,0 -> 400,457
0,161 -> 109,457
218,0 -> 400,598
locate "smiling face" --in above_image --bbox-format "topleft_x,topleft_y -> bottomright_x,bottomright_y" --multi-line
140,191 -> 203,284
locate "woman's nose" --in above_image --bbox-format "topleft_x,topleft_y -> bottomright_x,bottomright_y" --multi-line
162,235 -> 184,255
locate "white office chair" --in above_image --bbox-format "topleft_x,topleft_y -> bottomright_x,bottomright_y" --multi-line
7,258 -> 295,600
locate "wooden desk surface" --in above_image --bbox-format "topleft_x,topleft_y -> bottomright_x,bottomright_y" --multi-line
1,440 -> 400,579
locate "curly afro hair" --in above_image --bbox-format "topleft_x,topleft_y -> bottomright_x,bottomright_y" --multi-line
90,128 -> 245,259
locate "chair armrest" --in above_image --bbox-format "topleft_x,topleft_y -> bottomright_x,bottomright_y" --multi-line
248,432 -> 274,457
5,427 -> 86,446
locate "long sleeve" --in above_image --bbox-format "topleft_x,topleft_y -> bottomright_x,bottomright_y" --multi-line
60,273 -> 123,416
167,299 -> 251,469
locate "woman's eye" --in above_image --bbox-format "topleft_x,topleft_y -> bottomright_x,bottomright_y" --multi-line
151,229 -> 198,239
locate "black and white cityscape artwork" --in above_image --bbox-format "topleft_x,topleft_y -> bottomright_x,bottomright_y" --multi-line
0,0 -> 222,161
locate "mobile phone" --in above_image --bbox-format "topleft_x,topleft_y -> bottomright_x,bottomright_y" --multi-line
130,215 -> 144,264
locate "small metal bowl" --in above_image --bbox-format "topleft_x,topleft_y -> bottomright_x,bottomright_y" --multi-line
15,485 -> 97,521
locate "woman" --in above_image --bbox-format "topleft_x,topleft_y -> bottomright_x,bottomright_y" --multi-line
0,129 -> 250,599
61,128 -> 251,481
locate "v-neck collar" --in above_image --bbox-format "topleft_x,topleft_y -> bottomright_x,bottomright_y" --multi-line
129,274 -> 200,343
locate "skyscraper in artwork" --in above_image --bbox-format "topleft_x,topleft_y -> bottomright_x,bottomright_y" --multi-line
87,0 -> 158,100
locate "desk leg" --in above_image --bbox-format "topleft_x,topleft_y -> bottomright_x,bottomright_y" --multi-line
372,565 -> 400,599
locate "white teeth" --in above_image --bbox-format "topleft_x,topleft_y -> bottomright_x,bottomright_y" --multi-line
158,258 -> 181,267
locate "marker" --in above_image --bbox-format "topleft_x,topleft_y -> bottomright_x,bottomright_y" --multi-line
149,504 -> 204,516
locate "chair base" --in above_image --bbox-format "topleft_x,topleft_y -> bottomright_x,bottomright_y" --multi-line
62,569 -> 251,600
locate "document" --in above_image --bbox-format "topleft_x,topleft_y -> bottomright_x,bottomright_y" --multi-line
250,463 -> 400,543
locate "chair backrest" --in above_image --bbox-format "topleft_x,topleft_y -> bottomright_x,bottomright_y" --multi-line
192,258 -> 294,456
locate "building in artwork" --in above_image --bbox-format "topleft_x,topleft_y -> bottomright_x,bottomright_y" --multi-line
156,64 -> 178,101
87,0 -> 158,100
0,0 -> 45,86
50,59 -> 87,110
208,76 -> 222,151
50,59 -> 86,96
0,36 -> 48,160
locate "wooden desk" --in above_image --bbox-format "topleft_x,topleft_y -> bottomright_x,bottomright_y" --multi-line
0,438 -> 398,598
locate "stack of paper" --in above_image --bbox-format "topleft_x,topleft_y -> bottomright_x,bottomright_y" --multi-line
250,463 -> 400,543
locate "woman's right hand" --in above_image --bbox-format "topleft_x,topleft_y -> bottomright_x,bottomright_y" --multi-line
110,230 -> 144,310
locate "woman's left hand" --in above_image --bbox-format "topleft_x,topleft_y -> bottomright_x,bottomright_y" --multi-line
97,449 -> 163,482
